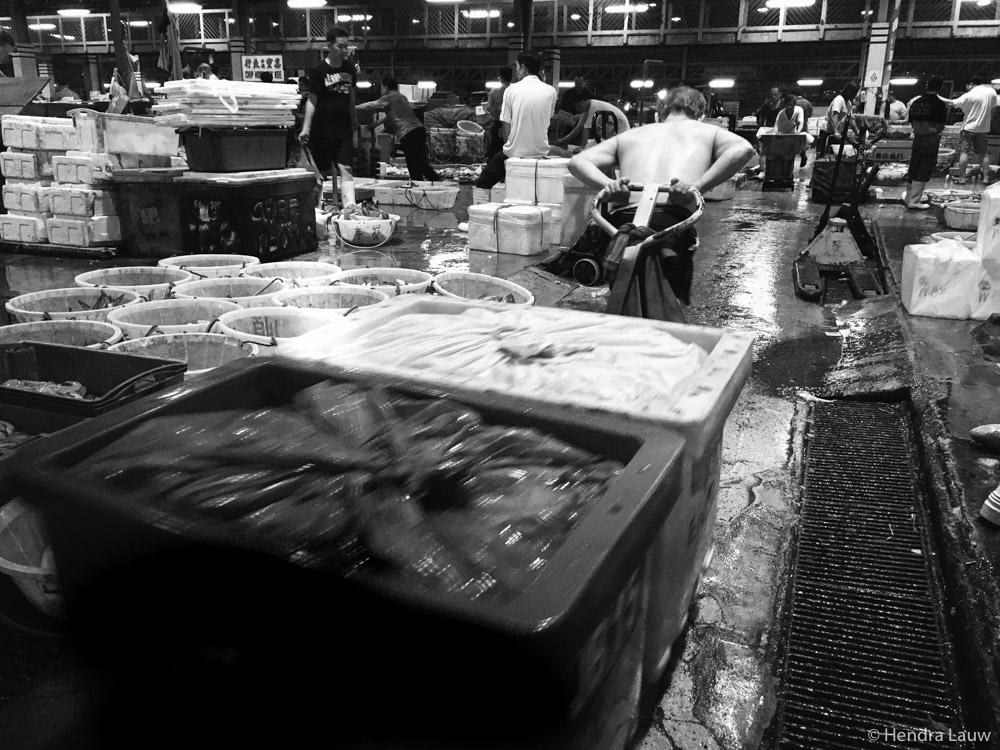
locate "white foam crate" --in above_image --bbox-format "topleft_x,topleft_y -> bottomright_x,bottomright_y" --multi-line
0,150 -> 60,181
45,185 -> 119,217
506,200 -> 562,246
2,182 -> 51,214
281,295 -> 754,690
0,213 -> 50,243
1,115 -> 75,150
46,215 -> 123,247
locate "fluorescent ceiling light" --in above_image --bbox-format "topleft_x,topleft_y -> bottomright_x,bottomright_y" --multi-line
28,23 -> 57,30
758,7 -> 771,11
356,81 -> 373,89
51,34 -> 76,40
630,79 -> 644,88
889,77 -> 919,85
765,0 -> 814,7
485,81 -> 501,89
288,0 -> 327,7
557,81 -> 574,89
861,9 -> 873,14
506,21 -> 515,27
643,80 -> 654,88
462,9 -> 500,18
570,13 -> 582,20
607,3 -> 649,11
417,81 -> 436,89
338,13 -> 372,21
128,20 -> 152,27
57,8 -> 90,16
797,78 -> 823,86
167,2 -> 203,13
670,16 -> 681,21
412,18 -> 420,23
977,0 -> 991,5
709,78 -> 735,88
361,25 -> 370,30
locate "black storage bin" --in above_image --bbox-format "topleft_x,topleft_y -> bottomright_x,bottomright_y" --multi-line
179,128 -> 287,172
810,157 -> 861,204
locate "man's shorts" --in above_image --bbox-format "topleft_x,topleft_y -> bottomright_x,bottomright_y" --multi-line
309,135 -> 354,175
907,134 -> 941,183
958,129 -> 988,157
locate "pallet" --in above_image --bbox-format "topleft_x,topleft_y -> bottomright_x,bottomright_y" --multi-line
0,239 -> 118,260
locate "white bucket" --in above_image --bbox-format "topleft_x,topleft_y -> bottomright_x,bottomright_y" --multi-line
74,266 -> 194,301
172,277 -> 287,308
373,184 -> 460,209
240,261 -> 343,287
0,319 -> 123,348
275,285 -> 390,314
330,215 -> 399,249
330,267 -> 433,296
0,500 -> 63,619
107,298 -> 242,339
216,307 -> 334,355
158,254 -> 260,279
431,271 -> 534,306
944,202 -> 980,231
5,287 -> 141,323
505,157 -> 571,204
110,333 -> 257,377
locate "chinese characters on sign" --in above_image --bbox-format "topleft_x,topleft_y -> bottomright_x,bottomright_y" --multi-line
242,55 -> 285,82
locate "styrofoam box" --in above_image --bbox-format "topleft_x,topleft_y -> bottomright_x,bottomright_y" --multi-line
901,241 -> 981,319
46,215 -> 122,247
2,182 -> 51,214
972,260 -> 1000,320
562,172 -> 599,250
0,213 -> 50,243
505,157 -> 570,205
976,183 -> 1000,262
52,151 -> 174,185
280,295 -> 755,686
467,202 -> 552,255
508,199 -> 562,246
45,185 -> 119,217
0,150 -> 61,181
1,115 -> 74,150
490,183 -> 506,203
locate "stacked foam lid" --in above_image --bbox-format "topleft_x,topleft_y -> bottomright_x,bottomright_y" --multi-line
152,80 -> 299,129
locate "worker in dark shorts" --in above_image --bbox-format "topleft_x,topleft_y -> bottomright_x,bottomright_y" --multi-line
300,26 -> 358,206
902,75 -> 948,210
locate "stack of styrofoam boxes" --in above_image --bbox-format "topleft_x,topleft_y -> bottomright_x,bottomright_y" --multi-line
970,184 -> 1000,320
504,157 -> 570,250
0,116 -> 78,243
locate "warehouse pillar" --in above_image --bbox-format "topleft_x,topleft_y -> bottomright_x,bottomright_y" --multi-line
860,0 -> 902,117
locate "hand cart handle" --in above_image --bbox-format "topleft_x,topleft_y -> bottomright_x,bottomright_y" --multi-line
590,184 -> 705,246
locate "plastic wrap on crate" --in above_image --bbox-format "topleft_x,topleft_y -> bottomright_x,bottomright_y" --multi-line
901,240 -> 980,319
506,200 -> 562,246
562,172 -> 600,251
976,183 -> 1000,262
505,157 -> 571,204
2,182 -> 51,214
372,182 -> 460,209
972,261 -> 1000,320
71,110 -> 179,156
1,150 -> 60,181
0,213 -> 50,243
1,115 -> 75,150
46,215 -> 122,247
468,203 -> 552,255
45,185 -> 120,218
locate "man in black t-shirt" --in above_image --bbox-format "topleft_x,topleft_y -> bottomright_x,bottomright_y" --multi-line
903,75 -> 949,210
301,26 -> 358,205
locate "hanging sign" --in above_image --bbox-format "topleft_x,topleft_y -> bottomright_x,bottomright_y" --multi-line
242,55 -> 285,82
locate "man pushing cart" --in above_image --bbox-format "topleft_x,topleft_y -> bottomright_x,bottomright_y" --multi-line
566,86 -> 755,323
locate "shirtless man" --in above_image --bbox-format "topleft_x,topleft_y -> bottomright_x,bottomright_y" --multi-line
568,86 -> 754,306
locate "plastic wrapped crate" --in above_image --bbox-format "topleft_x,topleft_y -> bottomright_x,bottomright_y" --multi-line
506,200 -> 562,246
280,297 -> 754,686
506,157 -> 571,204
467,203 -> 552,255
11,359 -> 685,750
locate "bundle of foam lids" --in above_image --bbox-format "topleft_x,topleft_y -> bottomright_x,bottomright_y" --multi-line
152,80 -> 299,129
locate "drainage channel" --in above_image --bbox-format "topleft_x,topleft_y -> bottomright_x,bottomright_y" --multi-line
771,399 -> 971,749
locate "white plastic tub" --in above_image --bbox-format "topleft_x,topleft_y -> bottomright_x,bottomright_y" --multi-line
944,202 -> 980,231
108,298 -> 242,339
74,266 -> 194,302
504,157 -> 571,205
157,254 -> 260,279
0,320 -> 123,348
373,183 -> 460,209
110,333 -> 257,377
216,307 -> 334,355
275,285 -> 390,314
467,203 -> 552,255
431,271 -> 534,305
241,261 -> 342,287
172,277 -> 287,308
330,268 -> 433,296
330,215 -> 399,249
5,287 -> 141,323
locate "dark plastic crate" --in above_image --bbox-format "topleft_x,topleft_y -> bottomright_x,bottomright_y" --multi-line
0,342 -> 186,418
179,128 -> 287,172
13,359 -> 686,750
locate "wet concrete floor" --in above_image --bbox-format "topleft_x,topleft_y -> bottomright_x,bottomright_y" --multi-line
0,163 -> 992,749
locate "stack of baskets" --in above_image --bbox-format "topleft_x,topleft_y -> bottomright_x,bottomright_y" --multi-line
428,127 -> 456,163
455,120 -> 486,162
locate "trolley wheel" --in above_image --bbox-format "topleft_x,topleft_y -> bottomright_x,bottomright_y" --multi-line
572,258 -> 604,286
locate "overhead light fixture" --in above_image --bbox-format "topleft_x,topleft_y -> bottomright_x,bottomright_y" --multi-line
643,80 -> 654,88
889,76 -> 919,85
607,3 -> 649,11
417,80 -> 436,89
671,16 -> 681,21
462,9 -> 500,18
709,78 -> 735,88
765,0 -> 814,7
361,24 -> 370,30
485,81 -> 501,89
570,12 -> 582,20
758,7 -> 770,10
506,21 -> 515,27
797,78 -> 823,86
271,21 -> 279,27
977,0 -> 991,5
338,13 -> 372,21
51,34 -> 76,40
412,18 -> 420,23
227,17 -> 235,23
356,81 -> 373,89
557,81 -> 574,89
630,79 -> 644,88
288,0 -> 327,7
28,23 -> 57,31
128,20 -> 152,27
861,9 -> 873,14
657,88 -> 668,99
57,8 -> 90,16
167,2 -> 203,13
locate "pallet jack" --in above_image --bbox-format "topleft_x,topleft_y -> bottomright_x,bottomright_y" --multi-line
793,115 -> 886,302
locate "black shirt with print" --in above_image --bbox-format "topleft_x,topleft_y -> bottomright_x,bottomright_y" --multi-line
307,59 -> 357,138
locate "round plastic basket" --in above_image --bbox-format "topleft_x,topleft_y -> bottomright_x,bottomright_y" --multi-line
275,285 -> 390,314
330,215 -> 399,249
456,120 -> 484,135
107,298 -> 242,339
944,202 -> 980,231
157,254 -> 260,279
399,185 -> 460,210
172,277 -> 287,308
216,307 -> 334,355
110,333 -> 257,377
0,320 -> 123,349
336,249 -> 399,270
5,287 -> 141,324
431,272 -> 535,306
330,267 -> 433,296
240,261 -> 342,287
0,500 -> 63,618
931,231 -> 978,244
74,266 -> 194,301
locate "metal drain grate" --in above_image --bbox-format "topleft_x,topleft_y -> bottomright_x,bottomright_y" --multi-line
774,400 -> 968,749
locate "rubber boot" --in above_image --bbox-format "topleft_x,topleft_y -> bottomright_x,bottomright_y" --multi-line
472,187 -> 490,205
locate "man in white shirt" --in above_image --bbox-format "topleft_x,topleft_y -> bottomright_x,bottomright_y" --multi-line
886,91 -> 908,122
944,77 -> 1000,184
775,94 -> 805,135
474,49 -> 557,199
